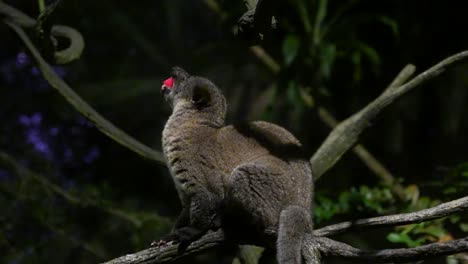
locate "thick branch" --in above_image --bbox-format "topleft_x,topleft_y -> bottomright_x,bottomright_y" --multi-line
103,231 -> 468,264
311,51 -> 468,179
312,236 -> 468,263
103,195 -> 468,263
313,196 -> 468,237
103,231 -> 226,264
4,21 -> 166,165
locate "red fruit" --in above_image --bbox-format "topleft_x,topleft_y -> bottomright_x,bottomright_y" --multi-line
163,77 -> 174,88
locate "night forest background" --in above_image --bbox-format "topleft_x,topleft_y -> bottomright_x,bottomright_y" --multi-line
1,0 -> 467,263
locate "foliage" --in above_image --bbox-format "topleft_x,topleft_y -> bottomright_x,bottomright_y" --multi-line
315,164 -> 467,252
314,185 -> 396,224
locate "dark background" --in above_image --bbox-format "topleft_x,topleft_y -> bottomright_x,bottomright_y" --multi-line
1,0 -> 467,263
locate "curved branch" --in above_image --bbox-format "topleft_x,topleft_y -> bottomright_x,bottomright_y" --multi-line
311,50 -> 468,179
0,1 -> 84,64
4,21 -> 166,165
312,236 -> 468,263
313,196 -> 468,237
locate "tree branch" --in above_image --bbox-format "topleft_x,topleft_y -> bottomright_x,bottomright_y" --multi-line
103,231 -> 226,264
312,236 -> 468,263
316,65 -> 416,199
311,51 -> 468,179
102,231 -> 468,264
3,19 -> 166,165
102,195 -> 468,263
313,195 -> 468,237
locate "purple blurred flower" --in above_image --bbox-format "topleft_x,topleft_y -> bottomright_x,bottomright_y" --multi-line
35,141 -> 50,153
18,113 -> 42,126
30,112 -> 42,125
31,67 -> 40,76
26,128 -> 40,143
83,147 -> 100,164
25,127 -> 52,158
52,66 -> 66,78
15,52 -> 29,68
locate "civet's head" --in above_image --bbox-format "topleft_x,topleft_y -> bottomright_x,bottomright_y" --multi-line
161,67 -> 226,125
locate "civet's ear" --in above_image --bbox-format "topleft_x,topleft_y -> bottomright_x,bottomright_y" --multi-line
170,66 -> 190,82
191,84 -> 211,108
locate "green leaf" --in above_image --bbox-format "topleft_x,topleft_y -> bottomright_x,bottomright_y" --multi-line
446,256 -> 458,264
377,16 -> 399,37
282,35 -> 301,66
387,232 -> 424,247
419,225 -> 446,238
449,215 -> 460,224
387,232 -> 403,243
355,41 -> 380,66
443,186 -> 457,194
287,80 -> 299,103
313,0 -> 328,44
299,87 -> 315,107
319,44 -> 336,79
316,0 -> 328,28
314,195 -> 340,223
460,223 -> 468,232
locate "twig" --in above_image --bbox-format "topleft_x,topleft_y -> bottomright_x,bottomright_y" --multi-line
249,46 -> 280,73
4,21 -> 166,165
38,0 -> 46,12
311,51 -> 468,179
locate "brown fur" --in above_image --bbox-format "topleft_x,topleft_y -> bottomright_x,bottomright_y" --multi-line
161,67 -> 313,263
